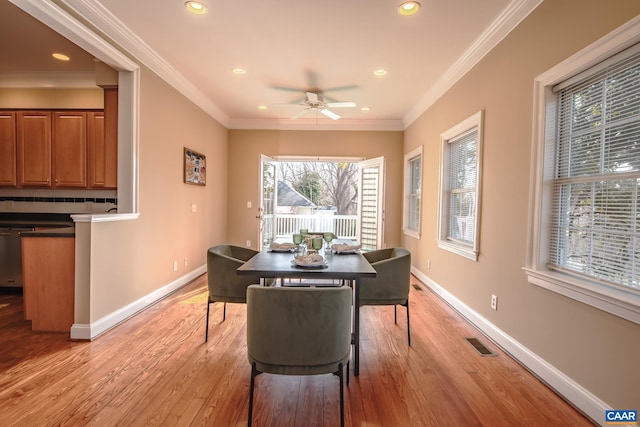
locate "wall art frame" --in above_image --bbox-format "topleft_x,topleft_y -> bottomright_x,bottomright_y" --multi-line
184,147 -> 206,186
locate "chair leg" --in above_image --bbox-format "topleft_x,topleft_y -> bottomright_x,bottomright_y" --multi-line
338,363 -> 345,427
346,361 -> 350,386
248,363 -> 257,427
223,302 -> 227,321
394,304 -> 397,324
205,300 -> 211,342
405,300 -> 411,346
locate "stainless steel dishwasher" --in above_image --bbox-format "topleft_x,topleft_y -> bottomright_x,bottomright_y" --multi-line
0,227 -> 34,288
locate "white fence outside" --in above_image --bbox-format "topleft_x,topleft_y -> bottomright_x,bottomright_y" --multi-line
266,214 -> 358,239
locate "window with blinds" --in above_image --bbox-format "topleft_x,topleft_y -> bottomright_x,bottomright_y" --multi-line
404,146 -> 422,236
549,47 -> 640,292
408,156 -> 421,230
448,130 -> 478,244
438,111 -> 483,261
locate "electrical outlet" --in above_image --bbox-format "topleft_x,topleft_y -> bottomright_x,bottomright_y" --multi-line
173,261 -> 178,272
184,258 -> 188,267
191,204 -> 197,212
246,240 -> 251,247
491,294 -> 498,311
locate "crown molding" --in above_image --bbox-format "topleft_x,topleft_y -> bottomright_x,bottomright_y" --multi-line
228,117 -> 405,131
58,0 -> 230,127
402,0 -> 542,128
12,0 -> 541,132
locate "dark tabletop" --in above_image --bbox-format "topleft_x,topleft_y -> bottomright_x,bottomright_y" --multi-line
237,250 -> 376,280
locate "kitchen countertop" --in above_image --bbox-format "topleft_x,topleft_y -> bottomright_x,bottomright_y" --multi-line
0,213 -> 75,237
19,226 -> 75,238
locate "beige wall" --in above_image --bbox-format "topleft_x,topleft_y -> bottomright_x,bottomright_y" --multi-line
86,67 -> 228,321
227,130 -> 403,250
0,88 -> 103,109
403,0 -> 640,409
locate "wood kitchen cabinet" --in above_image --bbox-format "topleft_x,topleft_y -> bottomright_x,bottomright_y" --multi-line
22,236 -> 75,332
0,112 -> 17,186
88,88 -> 118,189
52,111 -> 87,187
87,111 -> 106,188
103,88 -> 118,188
11,106 -> 115,189
17,111 -> 52,187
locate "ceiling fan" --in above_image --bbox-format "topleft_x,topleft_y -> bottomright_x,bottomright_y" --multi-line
285,91 -> 356,120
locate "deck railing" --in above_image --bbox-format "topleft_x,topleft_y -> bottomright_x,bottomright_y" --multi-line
265,214 -> 358,239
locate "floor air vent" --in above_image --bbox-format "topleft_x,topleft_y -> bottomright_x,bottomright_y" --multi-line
411,283 -> 423,291
465,337 -> 496,356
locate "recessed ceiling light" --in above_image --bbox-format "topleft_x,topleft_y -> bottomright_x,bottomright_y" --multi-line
373,69 -> 387,76
361,106 -> 371,111
52,53 -> 70,61
398,1 -> 420,16
185,1 -> 207,15
258,105 -> 267,110
232,68 -> 246,75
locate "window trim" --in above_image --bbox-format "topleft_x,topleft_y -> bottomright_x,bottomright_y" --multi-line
403,146 -> 423,239
525,16 -> 640,325
437,111 -> 484,261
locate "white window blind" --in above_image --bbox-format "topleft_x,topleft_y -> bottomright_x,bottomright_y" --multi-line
550,48 -> 640,292
408,155 -> 421,231
448,130 -> 478,244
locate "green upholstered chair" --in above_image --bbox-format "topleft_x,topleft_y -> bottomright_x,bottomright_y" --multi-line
205,245 -> 260,342
360,247 -> 412,346
246,285 -> 352,427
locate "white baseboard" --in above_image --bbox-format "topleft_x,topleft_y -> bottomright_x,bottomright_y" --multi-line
411,267 -> 609,426
70,265 -> 207,341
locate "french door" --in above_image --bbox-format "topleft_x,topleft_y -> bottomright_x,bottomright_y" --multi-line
259,155 -> 278,250
258,155 -> 385,251
357,156 -> 385,251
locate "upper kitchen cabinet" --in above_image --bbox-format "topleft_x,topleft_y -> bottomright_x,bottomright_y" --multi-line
0,112 -> 17,186
52,111 -> 87,188
17,111 -> 52,187
10,105 -> 116,190
88,88 -> 117,189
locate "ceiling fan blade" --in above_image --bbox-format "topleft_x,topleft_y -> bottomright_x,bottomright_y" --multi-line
269,84 -> 306,93
320,108 -> 340,120
306,92 -> 319,104
291,108 -> 310,119
273,101 -> 306,106
326,101 -> 356,108
323,84 -> 360,93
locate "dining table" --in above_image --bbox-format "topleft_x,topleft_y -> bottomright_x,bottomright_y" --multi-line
237,248 -> 376,376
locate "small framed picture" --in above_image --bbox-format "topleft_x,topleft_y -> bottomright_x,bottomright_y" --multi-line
184,147 -> 206,186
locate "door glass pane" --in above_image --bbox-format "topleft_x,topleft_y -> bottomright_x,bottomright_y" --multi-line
260,157 -> 277,249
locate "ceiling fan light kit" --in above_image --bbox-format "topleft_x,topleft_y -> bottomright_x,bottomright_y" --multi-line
280,91 -> 357,121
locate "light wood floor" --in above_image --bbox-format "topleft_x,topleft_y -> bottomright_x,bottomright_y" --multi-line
0,275 -> 594,426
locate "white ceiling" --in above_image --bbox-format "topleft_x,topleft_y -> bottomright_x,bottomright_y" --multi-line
2,0 -> 540,130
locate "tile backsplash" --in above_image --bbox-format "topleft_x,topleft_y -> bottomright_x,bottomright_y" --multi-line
0,189 -> 117,214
